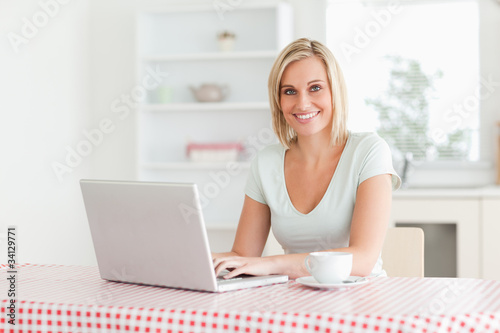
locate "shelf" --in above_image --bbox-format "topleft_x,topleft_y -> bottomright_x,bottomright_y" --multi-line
141,50 -> 278,62
140,162 -> 251,170
140,102 -> 269,112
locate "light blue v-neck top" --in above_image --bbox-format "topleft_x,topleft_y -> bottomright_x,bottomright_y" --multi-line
244,131 -> 401,276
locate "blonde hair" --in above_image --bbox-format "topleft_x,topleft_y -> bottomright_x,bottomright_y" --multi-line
268,38 -> 349,148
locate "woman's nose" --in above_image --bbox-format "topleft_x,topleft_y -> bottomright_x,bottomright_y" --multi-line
297,92 -> 312,111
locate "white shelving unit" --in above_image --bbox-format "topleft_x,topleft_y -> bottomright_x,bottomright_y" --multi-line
136,3 -> 293,229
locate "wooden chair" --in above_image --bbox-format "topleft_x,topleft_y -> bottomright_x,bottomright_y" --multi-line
381,227 -> 425,277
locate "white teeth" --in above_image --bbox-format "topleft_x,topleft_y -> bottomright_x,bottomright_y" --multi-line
296,112 -> 319,120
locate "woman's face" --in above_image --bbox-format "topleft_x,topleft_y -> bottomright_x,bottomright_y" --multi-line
279,56 -> 333,140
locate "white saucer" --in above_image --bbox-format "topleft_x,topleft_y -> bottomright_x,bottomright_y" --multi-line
296,276 -> 369,290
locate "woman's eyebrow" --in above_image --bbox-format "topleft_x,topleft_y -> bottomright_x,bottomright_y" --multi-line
307,80 -> 325,85
280,80 -> 325,89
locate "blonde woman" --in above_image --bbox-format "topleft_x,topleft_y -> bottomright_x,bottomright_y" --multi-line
213,38 -> 401,279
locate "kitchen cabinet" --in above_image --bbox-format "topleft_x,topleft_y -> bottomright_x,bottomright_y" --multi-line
392,187 -> 500,279
482,198 -> 500,280
390,198 -> 480,278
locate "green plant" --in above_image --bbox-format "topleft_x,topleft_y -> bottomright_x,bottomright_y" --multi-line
365,55 -> 470,161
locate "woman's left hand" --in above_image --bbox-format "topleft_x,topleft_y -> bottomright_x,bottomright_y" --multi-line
213,256 -> 278,279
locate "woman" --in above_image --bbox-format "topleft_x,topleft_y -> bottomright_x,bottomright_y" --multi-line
213,38 -> 401,280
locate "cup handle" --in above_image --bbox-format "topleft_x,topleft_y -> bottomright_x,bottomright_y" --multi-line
304,255 -> 312,274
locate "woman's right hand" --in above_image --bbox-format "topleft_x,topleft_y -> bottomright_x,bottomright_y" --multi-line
211,251 -> 237,260
213,255 -> 278,279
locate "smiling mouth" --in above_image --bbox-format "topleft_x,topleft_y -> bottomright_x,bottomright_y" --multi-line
294,111 -> 320,120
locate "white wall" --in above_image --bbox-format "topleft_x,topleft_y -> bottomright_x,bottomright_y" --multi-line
87,0 -> 138,181
1,0 -> 498,266
0,0 -> 93,265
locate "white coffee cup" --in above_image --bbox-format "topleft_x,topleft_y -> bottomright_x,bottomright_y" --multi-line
304,252 -> 353,284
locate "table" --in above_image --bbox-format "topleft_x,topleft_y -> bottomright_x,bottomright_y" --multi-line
1,264 -> 500,333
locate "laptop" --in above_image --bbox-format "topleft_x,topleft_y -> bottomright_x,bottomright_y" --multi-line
80,179 -> 288,292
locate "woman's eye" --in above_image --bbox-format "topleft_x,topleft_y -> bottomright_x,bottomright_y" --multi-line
283,89 -> 296,95
311,85 -> 321,92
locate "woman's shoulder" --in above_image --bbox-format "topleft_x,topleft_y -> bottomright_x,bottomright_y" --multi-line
247,143 -> 284,181
348,131 -> 383,142
252,143 -> 285,161
347,131 -> 388,150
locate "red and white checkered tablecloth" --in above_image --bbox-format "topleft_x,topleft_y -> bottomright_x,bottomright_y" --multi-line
1,264 -> 500,333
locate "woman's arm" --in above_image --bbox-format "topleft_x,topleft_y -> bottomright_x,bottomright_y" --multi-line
342,173 -> 393,276
213,174 -> 393,279
212,195 -> 271,259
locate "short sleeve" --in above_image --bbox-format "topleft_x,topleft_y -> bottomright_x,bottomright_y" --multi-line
244,154 -> 267,204
358,136 -> 401,190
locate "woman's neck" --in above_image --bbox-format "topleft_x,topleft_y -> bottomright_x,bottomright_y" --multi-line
291,131 -> 343,166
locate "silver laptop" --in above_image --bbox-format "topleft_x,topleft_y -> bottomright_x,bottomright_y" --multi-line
80,179 -> 288,292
